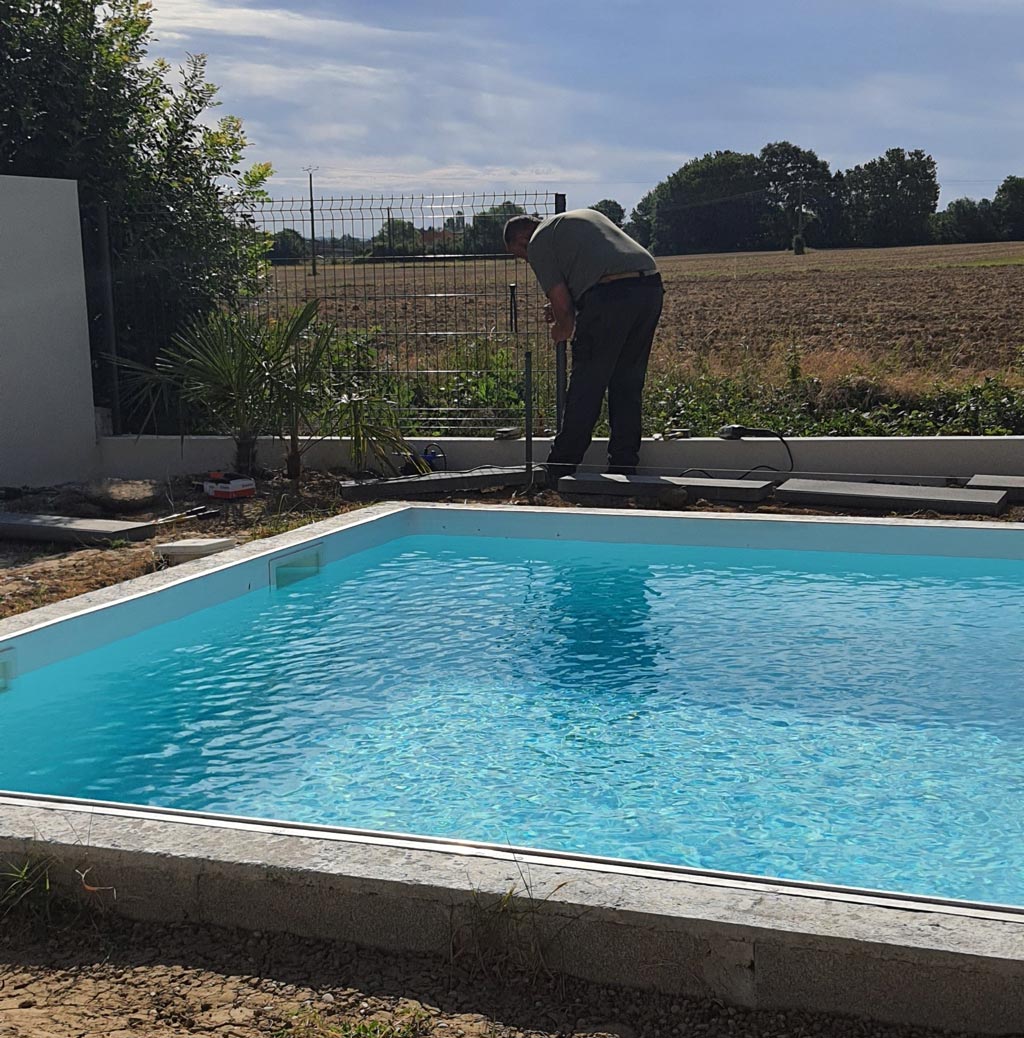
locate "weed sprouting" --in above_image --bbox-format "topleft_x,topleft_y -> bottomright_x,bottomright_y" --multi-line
448,854 -> 581,989
277,1007 -> 430,1038
1,857 -> 53,920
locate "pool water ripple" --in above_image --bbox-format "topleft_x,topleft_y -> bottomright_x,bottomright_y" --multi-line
3,534 -> 1024,905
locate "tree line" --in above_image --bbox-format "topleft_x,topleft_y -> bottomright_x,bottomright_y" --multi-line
269,201 -> 537,261
604,144 -> 1023,255
270,146 -> 1024,263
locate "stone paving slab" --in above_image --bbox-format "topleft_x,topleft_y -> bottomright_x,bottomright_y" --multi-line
0,511 -> 158,544
559,473 -> 774,503
339,467 -> 541,502
775,479 -> 1008,516
967,474 -> 1024,502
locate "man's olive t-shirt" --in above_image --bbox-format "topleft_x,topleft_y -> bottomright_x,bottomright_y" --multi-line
526,208 -> 657,302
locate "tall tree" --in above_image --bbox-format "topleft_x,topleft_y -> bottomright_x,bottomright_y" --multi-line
757,142 -> 834,248
464,201 -> 525,254
589,199 -> 626,227
843,148 -> 939,247
269,228 -> 308,262
624,188 -> 662,247
932,197 -> 1000,244
370,217 -> 420,256
0,0 -> 272,385
651,151 -> 769,255
993,175 -> 1024,241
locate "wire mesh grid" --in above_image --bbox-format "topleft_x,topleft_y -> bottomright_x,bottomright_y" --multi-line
251,190 -> 563,435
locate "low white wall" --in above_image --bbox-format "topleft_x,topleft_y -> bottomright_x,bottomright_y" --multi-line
97,434 -> 1024,482
0,175 -> 98,486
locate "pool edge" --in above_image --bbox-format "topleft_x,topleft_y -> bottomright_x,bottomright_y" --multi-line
1,793 -> 1022,1034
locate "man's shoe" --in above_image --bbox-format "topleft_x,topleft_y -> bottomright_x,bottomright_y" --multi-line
544,462 -> 576,490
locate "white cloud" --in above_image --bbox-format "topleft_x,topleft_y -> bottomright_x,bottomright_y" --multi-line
143,2 -> 681,209
894,0 -> 1024,12
150,1 -> 432,48
748,72 -> 960,135
214,59 -> 401,98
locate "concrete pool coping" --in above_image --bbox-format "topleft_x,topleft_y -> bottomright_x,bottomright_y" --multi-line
2,503 -> 1024,1033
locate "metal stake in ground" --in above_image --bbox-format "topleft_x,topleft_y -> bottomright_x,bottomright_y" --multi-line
524,349 -> 534,487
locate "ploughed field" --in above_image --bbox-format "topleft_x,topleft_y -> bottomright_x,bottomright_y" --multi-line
260,241 -> 1024,390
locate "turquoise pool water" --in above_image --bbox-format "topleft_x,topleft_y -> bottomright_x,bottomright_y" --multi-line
3,533 -> 1024,905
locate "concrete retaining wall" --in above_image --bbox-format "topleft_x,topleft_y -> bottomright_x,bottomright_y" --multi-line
95,433 -> 1024,483
0,175 -> 98,486
2,798 -> 1023,1035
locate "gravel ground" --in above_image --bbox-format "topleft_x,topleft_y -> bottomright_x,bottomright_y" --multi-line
0,910 -> 993,1038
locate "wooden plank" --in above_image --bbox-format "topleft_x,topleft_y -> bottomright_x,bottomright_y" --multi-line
0,512 -> 157,544
339,466 -> 541,502
966,475 -> 1024,502
775,479 -> 1008,516
558,473 -> 774,502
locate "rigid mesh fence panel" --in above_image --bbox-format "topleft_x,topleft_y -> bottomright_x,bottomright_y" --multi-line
253,191 -> 562,435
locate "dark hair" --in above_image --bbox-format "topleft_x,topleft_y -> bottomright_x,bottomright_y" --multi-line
502,214 -> 542,246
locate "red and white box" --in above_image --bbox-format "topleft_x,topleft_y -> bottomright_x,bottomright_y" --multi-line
203,472 -> 256,500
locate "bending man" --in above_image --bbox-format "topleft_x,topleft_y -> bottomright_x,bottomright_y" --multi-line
504,209 -> 663,484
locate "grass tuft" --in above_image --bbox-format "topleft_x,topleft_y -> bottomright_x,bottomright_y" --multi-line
1,857 -> 53,920
276,1007 -> 430,1038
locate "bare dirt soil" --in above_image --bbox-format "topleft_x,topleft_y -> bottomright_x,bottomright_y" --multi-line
262,243 -> 1024,390
0,478 -> 1018,1037
3,473 -> 1023,621
0,908 -> 990,1038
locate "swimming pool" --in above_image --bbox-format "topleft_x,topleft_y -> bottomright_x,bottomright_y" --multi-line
2,503 -> 1024,910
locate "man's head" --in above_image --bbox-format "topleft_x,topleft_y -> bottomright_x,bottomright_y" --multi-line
503,215 -> 541,259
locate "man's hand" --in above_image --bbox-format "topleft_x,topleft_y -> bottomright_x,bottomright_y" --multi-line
545,282 -> 575,344
550,316 -> 574,343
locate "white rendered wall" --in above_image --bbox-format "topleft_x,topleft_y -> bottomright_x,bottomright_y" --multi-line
0,176 -> 98,486
97,434 -> 1024,481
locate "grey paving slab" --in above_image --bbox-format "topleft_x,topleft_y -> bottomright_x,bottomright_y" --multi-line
775,479 -> 1008,516
967,474 -> 1024,502
339,467 -> 541,502
559,473 -> 774,502
0,511 -> 158,543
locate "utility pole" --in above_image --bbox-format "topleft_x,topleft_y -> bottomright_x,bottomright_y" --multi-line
793,182 -> 806,255
304,165 -> 319,276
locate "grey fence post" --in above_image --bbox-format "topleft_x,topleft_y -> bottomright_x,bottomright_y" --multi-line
93,202 -> 121,435
555,341 -> 567,434
553,193 -> 568,432
524,349 -> 533,485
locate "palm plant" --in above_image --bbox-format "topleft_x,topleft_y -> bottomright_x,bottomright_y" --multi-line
118,304 -> 286,473
338,391 -> 427,476
265,300 -> 339,480
116,300 -> 428,480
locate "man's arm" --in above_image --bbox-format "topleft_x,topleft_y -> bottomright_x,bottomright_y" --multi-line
545,282 -> 575,343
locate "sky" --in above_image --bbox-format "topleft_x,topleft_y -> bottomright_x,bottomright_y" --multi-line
149,0 -> 1024,215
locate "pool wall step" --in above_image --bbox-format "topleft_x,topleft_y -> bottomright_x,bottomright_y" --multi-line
967,474 -> 1024,502
1,797 -> 1023,1036
339,466 -> 541,502
775,479 -> 1008,515
558,473 -> 774,503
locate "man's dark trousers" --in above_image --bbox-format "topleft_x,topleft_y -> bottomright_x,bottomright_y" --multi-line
547,276 -> 663,483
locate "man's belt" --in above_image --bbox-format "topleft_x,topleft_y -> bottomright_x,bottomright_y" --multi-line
597,269 -> 659,284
